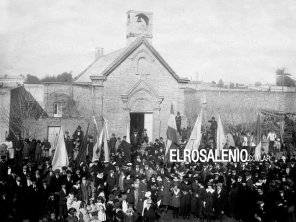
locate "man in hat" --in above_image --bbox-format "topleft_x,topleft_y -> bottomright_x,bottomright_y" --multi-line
59,183 -> 68,220
213,182 -> 228,221
175,111 -> 182,136
81,176 -> 92,205
118,136 -> 131,163
14,133 -> 23,167
130,129 -> 140,147
0,155 -> 8,182
107,168 -> 118,194
209,117 -> 217,145
72,125 -> 84,143
141,129 -> 148,142
191,177 -> 206,219
50,169 -> 63,193
109,133 -> 117,154
42,138 -> 51,158
63,170 -> 73,193
179,176 -> 191,219
143,199 -> 157,222
64,130 -> 72,158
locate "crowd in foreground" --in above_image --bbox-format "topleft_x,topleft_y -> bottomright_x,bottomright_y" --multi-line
0,126 -> 296,222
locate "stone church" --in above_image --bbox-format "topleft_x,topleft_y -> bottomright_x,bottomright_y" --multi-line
17,10 -> 189,144
73,10 -> 189,140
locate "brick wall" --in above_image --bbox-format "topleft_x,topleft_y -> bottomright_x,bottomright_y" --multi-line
23,117 -> 91,140
23,83 -> 98,140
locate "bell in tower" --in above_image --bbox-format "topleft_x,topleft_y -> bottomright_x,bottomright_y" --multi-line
126,10 -> 153,45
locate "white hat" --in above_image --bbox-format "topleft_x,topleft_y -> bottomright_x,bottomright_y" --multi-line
145,191 -> 151,198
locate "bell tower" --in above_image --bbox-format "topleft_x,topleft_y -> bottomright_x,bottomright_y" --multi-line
126,10 -> 153,45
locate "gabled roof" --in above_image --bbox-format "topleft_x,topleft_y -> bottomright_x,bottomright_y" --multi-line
74,36 -> 189,83
73,48 -> 126,82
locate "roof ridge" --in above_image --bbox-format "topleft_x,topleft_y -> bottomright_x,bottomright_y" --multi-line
101,36 -> 189,83
100,36 -> 145,77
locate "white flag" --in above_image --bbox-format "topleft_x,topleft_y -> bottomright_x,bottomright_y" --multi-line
103,119 -> 110,162
254,142 -> 262,160
92,138 -> 100,162
126,120 -> 130,143
185,109 -> 203,150
216,115 -> 226,155
52,127 -> 69,170
103,118 -> 109,141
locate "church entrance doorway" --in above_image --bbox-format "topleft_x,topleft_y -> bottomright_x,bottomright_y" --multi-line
130,112 -> 153,141
130,113 -> 144,132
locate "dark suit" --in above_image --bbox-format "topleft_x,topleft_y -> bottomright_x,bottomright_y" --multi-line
64,135 -> 72,157
59,188 -> 68,219
63,176 -> 73,193
109,137 -> 117,154
143,204 -> 157,222
50,175 -> 62,193
213,188 -> 228,221
72,130 -> 84,143
107,173 -> 118,192
118,140 -> 131,163
0,160 -> 8,182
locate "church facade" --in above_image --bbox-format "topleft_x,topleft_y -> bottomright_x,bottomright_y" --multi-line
71,10 -> 189,141
18,11 -> 189,144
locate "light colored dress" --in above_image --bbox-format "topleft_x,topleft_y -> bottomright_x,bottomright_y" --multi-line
97,203 -> 106,222
171,188 -> 181,208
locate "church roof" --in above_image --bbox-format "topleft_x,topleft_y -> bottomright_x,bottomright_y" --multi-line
73,48 -> 126,82
74,36 -> 189,83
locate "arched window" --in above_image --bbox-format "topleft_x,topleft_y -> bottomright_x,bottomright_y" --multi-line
137,57 -> 149,75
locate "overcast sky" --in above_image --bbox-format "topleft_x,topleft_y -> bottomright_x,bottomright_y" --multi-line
1,0 -> 296,84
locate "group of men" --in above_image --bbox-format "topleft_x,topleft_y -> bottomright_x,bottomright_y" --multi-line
0,122 -> 295,222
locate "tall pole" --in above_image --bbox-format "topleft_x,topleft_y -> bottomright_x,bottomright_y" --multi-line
282,67 -> 284,92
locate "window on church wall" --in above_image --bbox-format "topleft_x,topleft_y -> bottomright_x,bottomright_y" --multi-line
137,57 -> 149,75
53,103 -> 63,118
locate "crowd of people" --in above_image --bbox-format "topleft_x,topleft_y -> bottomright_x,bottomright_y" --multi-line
0,121 -> 295,222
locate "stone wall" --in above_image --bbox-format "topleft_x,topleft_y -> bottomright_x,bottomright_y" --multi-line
22,117 -> 91,140
184,88 -> 296,131
22,83 -> 99,140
